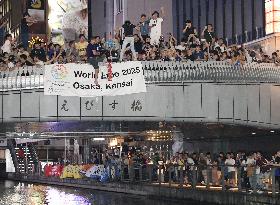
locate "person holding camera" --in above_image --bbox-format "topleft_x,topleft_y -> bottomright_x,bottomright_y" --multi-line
202,24 -> 215,45
119,20 -> 138,62
182,20 -> 197,43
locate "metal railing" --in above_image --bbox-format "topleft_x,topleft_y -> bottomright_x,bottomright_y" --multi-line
105,164 -> 280,196
15,163 -> 280,197
142,61 -> 280,83
0,61 -> 280,91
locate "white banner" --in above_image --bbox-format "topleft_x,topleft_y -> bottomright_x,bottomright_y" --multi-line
44,61 -> 147,97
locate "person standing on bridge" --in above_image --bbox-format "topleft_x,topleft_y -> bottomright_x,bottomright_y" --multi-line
225,153 -> 236,187
270,151 -> 280,191
149,7 -> 165,46
119,20 -> 138,62
87,36 -> 104,85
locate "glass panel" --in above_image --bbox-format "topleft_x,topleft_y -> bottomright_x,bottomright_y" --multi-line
266,12 -> 274,23
274,11 -> 280,21
274,21 -> 280,32
274,0 -> 280,10
266,0 -> 273,13
266,23 -> 274,34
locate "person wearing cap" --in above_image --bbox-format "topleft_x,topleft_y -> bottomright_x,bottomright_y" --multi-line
149,7 -> 164,45
119,20 -> 138,61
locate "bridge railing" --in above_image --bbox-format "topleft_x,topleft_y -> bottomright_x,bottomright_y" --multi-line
111,163 -> 278,195
0,61 -> 280,91
142,61 -> 280,83
12,163 -> 280,196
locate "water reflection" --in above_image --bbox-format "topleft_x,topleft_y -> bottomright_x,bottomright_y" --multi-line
0,180 -> 215,205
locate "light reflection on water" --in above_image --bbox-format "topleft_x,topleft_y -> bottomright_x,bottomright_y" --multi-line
0,180 -> 214,205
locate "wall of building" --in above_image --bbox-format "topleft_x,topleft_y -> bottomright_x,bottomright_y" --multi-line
92,0 -> 114,38
10,0 -> 23,28
0,0 -> 23,43
185,135 -> 280,157
91,0 -> 266,44
92,0 -> 106,37
113,0 -> 173,40
128,0 -> 173,39
244,34 -> 280,56
92,0 -> 174,40
173,0 -> 266,45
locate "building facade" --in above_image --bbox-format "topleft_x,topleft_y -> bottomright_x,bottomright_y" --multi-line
0,0 -> 23,44
173,0 -> 266,45
91,0 -> 114,38
92,0 -> 267,45
92,0 -> 173,39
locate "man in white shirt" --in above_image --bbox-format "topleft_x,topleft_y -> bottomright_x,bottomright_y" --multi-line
149,8 -> 164,45
225,153 -> 236,187
1,34 -> 13,54
7,55 -> 15,69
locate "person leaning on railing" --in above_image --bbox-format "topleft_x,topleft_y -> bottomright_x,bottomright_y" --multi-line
198,153 -> 208,185
272,52 -> 280,66
224,153 -> 236,187
267,151 -> 280,191
185,153 -> 195,184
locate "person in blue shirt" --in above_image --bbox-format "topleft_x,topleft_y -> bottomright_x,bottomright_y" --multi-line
138,14 -> 150,42
87,36 -> 104,85
193,45 -> 205,60
47,43 -> 55,59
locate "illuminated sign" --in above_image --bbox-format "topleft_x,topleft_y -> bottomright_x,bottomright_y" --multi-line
265,0 -> 280,34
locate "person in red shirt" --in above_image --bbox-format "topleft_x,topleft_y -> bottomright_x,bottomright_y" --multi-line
18,148 -> 25,159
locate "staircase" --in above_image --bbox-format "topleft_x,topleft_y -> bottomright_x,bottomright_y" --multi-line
7,139 -> 19,173
10,141 -> 39,174
28,143 -> 39,171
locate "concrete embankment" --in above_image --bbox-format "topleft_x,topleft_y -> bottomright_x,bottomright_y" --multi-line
7,175 -> 280,205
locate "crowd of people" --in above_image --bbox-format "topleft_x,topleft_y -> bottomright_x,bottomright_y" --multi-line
0,8 -> 280,82
86,148 -> 280,193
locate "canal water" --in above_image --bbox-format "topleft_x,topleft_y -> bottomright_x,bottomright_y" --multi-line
0,180 -> 219,205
